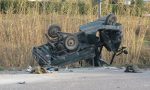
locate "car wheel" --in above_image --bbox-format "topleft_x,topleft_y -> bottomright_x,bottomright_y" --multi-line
48,25 -> 61,38
64,35 -> 79,51
105,14 -> 117,25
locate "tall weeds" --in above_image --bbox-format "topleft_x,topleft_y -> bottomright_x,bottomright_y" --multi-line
0,0 -> 149,68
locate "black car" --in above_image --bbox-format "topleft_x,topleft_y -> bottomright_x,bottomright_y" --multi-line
32,14 -> 127,67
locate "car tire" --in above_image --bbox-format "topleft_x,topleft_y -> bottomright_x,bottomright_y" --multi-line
48,25 -> 61,38
105,14 -> 117,25
64,35 -> 79,51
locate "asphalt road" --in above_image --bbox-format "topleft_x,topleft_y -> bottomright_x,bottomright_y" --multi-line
0,67 -> 150,90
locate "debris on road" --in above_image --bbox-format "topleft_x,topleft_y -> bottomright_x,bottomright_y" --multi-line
26,66 -> 59,74
17,81 -> 26,84
124,65 -> 142,73
103,66 -> 120,70
30,66 -> 47,74
26,66 -> 33,72
47,67 -> 59,72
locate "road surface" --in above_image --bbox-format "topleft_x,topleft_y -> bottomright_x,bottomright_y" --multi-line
0,67 -> 150,90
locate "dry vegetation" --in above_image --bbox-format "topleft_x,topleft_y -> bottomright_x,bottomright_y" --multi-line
0,0 -> 150,68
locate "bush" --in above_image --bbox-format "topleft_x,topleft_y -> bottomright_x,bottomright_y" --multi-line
0,0 -> 90,15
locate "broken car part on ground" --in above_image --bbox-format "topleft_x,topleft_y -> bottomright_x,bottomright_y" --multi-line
32,14 -> 128,68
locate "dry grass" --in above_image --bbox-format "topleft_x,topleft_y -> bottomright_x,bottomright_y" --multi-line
0,0 -> 150,68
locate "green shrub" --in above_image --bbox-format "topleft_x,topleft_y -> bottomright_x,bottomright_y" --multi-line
0,66 -> 4,71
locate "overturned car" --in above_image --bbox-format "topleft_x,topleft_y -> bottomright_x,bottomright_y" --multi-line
32,14 -> 127,67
